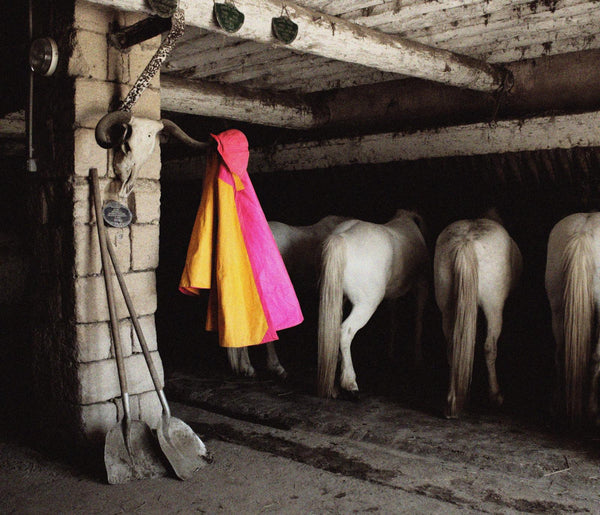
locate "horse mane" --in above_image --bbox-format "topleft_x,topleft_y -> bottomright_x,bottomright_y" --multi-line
410,212 -> 426,234
393,209 -> 429,242
481,207 -> 504,225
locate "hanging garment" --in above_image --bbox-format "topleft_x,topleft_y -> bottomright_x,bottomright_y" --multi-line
179,129 -> 303,347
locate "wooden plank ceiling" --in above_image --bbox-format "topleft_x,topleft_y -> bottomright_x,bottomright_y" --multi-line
162,0 -> 599,94
86,0 -> 600,134
2,1 -> 599,139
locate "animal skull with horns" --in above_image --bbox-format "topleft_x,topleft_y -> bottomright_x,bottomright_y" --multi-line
95,111 -> 208,197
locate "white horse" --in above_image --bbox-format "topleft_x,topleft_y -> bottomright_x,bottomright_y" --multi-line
434,213 -> 522,418
269,215 -> 349,289
545,212 -> 600,425
317,209 -> 429,399
227,215 -> 348,379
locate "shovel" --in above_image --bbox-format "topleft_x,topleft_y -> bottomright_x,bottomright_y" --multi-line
103,233 -> 209,479
90,168 -> 167,484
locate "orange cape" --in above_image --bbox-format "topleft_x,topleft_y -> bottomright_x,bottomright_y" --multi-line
179,130 -> 302,347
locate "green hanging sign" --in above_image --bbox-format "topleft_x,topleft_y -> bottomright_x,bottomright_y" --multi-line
148,0 -> 179,18
272,16 -> 298,44
214,3 -> 245,33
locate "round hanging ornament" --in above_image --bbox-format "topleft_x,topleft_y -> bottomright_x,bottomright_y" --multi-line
102,200 -> 133,228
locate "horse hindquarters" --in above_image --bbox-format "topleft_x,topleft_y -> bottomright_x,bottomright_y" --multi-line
317,235 -> 345,398
446,241 -> 479,418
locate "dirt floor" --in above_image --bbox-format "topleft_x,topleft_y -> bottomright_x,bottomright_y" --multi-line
2,361 -> 600,514
168,370 -> 600,513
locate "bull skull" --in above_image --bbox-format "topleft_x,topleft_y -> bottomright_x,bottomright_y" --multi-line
95,111 -> 208,197
113,117 -> 163,197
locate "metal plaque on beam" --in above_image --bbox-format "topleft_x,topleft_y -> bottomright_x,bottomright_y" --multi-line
214,3 -> 245,33
272,16 -> 298,44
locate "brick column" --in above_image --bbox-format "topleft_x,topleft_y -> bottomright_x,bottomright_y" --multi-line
30,0 -> 165,448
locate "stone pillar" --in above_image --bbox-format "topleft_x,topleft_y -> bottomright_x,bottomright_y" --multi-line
30,0 -> 164,448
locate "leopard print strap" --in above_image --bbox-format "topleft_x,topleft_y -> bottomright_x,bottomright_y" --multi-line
119,8 -> 185,112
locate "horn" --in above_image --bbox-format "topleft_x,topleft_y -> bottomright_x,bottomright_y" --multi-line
160,119 -> 209,149
95,111 -> 133,149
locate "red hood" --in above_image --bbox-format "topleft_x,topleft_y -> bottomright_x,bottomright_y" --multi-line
211,129 -> 249,176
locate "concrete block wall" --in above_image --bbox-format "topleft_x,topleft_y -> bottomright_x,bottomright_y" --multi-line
29,0 -> 165,445
71,0 -> 164,442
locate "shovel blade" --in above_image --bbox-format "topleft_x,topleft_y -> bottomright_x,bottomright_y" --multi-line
105,420 -> 168,484
157,415 -> 208,480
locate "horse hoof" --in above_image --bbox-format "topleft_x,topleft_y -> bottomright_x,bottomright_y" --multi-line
490,392 -> 504,407
274,369 -> 288,382
444,405 -> 459,419
230,368 -> 256,379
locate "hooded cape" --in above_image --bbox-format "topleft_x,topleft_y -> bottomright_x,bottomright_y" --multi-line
179,129 -> 303,347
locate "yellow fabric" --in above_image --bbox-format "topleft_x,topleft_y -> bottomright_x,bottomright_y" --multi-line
232,173 -> 245,192
179,152 -> 268,347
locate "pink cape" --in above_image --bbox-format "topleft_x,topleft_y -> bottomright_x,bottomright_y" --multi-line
181,129 -> 303,345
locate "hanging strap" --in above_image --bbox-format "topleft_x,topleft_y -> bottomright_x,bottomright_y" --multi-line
119,8 -> 185,113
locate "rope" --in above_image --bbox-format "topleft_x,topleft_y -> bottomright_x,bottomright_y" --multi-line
119,9 -> 185,112
490,67 -> 514,125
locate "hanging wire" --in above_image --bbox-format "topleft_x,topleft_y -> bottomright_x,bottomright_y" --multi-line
27,0 -> 37,172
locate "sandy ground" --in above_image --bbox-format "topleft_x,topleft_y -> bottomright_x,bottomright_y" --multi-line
0,433 -> 461,514
2,368 -> 600,514
168,372 -> 600,513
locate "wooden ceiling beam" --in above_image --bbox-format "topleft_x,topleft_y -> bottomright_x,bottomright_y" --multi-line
161,49 -> 600,130
87,0 -> 507,92
247,111 -> 600,173
162,110 -> 600,174
160,75 -> 328,129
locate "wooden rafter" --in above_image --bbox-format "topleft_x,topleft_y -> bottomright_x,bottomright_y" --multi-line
246,111 -> 600,172
160,75 -> 328,129
161,111 -> 600,175
161,49 -> 600,129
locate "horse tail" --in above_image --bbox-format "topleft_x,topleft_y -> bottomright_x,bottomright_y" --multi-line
448,240 -> 479,416
317,234 -> 346,398
561,232 -> 594,423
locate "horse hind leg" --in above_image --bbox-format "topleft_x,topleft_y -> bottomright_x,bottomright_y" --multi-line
227,347 -> 256,377
481,302 -> 504,407
550,307 -> 566,418
386,298 -> 399,362
265,342 -> 287,380
413,276 -> 428,367
588,321 -> 600,423
339,302 -> 379,398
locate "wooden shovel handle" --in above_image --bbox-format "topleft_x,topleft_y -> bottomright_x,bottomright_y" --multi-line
90,168 -> 130,400
104,236 -> 168,415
